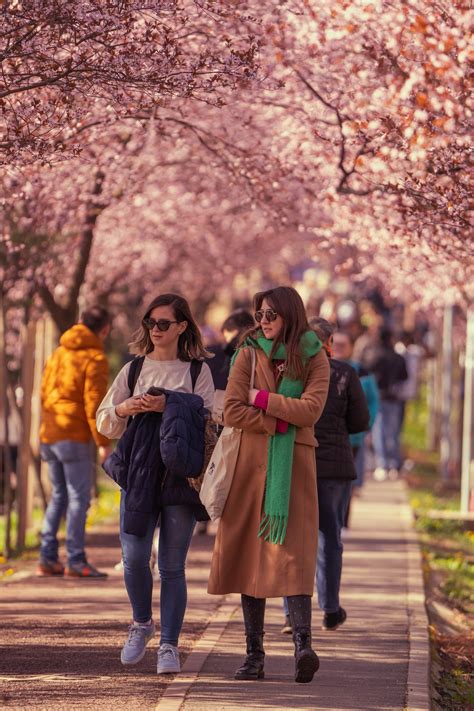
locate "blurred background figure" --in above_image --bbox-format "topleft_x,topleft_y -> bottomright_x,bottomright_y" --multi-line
206,308 -> 254,391
37,306 -> 111,578
359,328 -> 408,481
332,330 -> 379,523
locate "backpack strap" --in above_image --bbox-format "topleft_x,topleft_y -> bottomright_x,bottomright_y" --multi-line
190,359 -> 203,392
127,356 -> 145,396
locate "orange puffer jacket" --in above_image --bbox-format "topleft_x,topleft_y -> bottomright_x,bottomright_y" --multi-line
40,324 -> 109,447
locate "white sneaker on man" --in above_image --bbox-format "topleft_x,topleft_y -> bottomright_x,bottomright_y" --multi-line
157,643 -> 181,674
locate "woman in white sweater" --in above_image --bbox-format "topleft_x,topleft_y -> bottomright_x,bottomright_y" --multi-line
97,293 -> 214,675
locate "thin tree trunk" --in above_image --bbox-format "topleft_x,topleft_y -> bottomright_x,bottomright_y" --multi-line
0,290 -> 13,557
36,170 -> 106,333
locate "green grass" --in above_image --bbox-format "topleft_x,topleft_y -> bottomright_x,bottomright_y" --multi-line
402,383 -> 473,707
402,383 -> 431,452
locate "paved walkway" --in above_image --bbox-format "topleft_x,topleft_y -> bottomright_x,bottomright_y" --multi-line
0,480 -> 429,710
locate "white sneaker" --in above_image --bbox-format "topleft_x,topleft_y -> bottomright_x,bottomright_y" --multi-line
388,468 -> 400,481
157,643 -> 180,674
121,620 -> 155,665
373,467 -> 388,482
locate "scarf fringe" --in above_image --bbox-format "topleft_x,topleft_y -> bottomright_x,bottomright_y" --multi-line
258,513 -> 288,546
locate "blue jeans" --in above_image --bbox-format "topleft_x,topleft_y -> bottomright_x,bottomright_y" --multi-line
316,479 -> 352,614
120,494 -> 195,645
372,400 -> 404,470
40,440 -> 95,565
353,442 -> 366,489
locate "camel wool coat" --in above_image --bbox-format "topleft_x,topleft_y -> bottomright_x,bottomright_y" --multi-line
208,346 -> 330,598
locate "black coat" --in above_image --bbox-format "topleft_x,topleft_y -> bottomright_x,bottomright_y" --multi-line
315,359 -> 370,480
359,343 -> 408,400
103,390 -> 209,536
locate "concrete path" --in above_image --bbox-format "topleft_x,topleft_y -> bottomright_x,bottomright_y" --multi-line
0,480 -> 429,710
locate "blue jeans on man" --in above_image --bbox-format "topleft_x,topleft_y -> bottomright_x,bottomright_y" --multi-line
316,479 -> 352,614
40,440 -> 95,564
372,399 -> 404,470
119,494 -> 196,646
283,479 -> 352,617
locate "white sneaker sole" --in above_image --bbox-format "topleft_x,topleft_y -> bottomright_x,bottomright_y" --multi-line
157,665 -> 180,675
121,646 -> 147,666
121,630 -> 155,666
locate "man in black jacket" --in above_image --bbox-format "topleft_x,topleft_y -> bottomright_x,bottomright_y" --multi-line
283,318 -> 369,633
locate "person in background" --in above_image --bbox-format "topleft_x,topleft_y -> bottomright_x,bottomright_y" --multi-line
206,309 -> 255,390
332,330 -> 380,494
360,328 -> 408,481
282,318 -> 369,634
37,305 -> 112,578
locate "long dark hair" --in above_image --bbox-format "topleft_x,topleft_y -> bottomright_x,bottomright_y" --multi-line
241,286 -> 311,380
129,293 -> 212,360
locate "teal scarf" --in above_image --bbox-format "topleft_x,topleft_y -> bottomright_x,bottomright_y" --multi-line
234,330 -> 322,545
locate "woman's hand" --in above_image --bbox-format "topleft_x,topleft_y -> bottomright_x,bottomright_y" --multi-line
115,396 -> 146,418
248,388 -> 259,406
140,392 -> 166,413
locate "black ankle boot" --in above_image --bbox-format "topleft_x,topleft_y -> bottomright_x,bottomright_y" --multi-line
234,634 -> 265,680
293,628 -> 319,683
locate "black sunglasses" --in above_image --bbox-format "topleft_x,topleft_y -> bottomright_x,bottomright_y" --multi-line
254,309 -> 279,323
143,317 -> 180,332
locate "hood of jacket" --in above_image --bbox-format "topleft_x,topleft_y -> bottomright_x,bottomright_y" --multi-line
60,324 -> 103,351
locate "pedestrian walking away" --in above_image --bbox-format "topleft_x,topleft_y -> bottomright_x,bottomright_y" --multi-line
97,293 -> 215,676
283,318 -> 369,633
331,329 -> 380,526
208,286 -> 330,684
37,305 -> 112,579
360,328 -> 408,481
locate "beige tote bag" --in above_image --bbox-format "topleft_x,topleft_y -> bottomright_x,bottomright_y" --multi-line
199,348 -> 256,520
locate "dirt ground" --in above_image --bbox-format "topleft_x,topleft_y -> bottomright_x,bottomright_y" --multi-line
0,524 -> 221,710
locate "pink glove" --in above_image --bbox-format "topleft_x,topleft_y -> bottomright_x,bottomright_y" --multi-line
254,390 -> 289,434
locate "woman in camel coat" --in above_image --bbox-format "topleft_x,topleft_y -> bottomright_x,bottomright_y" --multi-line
208,286 -> 329,684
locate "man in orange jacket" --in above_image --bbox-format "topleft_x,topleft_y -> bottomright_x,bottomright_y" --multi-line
37,306 -> 112,578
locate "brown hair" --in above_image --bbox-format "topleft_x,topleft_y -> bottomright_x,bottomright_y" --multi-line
80,305 -> 111,334
309,317 -> 335,344
129,293 -> 212,360
240,286 -> 310,380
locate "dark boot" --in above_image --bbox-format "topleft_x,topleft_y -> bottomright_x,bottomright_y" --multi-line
234,633 -> 265,680
287,594 -> 320,683
293,628 -> 320,683
235,594 -> 266,681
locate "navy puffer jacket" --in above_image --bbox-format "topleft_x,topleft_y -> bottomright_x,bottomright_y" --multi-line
103,390 -> 208,536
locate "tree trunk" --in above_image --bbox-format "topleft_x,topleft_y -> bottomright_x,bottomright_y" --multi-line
36,170 -> 106,333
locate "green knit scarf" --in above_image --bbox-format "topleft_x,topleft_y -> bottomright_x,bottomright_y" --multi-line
233,330 -> 322,545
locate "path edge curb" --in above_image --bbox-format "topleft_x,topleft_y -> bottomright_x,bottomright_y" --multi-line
156,597 -> 238,710
401,484 -> 431,711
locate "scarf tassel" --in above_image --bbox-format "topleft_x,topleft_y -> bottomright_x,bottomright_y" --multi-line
258,513 -> 288,546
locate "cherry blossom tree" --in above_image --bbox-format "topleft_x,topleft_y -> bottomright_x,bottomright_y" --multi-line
1,0 -> 262,166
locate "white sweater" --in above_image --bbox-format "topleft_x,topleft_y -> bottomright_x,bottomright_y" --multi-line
96,357 -> 215,440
